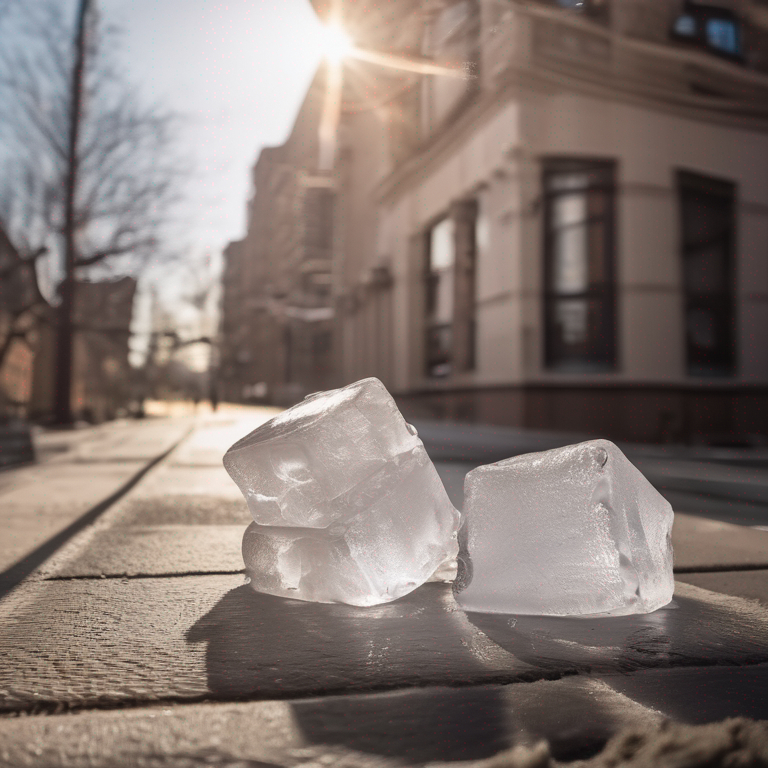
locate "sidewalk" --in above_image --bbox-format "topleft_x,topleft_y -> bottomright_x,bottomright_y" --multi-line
0,411 -> 767,766
0,416 -> 197,597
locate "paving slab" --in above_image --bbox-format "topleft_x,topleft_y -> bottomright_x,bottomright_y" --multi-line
1,577 -> 767,715
0,461 -> 147,575
60,418 -> 195,464
114,494 -> 250,527
676,569 -> 768,606
167,410 -> 276,469
599,663 -> 768,724
135,464 -> 242,500
0,677 -> 661,768
0,418 -> 193,583
672,514 -> 768,570
47,526 -> 245,578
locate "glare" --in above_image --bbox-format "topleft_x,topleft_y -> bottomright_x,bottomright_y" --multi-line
320,22 -> 354,63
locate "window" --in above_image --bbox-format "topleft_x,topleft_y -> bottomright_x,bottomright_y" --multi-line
424,202 -> 478,378
425,218 -> 455,378
677,171 -> 736,377
533,0 -> 609,24
672,2 -> 742,60
543,160 -> 616,371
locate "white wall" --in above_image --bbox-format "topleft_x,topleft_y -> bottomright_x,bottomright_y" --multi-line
521,91 -> 768,384
379,86 -> 768,392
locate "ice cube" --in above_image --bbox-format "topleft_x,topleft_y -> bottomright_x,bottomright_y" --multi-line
454,440 -> 674,616
225,378 -> 460,606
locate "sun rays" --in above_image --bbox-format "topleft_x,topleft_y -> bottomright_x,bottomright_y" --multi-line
316,11 -> 468,171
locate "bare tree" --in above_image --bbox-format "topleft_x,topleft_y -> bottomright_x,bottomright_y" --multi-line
0,0 -> 187,423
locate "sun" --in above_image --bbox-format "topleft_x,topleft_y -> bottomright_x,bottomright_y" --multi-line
320,21 -> 354,63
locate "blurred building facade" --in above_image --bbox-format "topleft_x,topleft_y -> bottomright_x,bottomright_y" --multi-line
30,277 -> 137,423
220,77 -> 336,405
0,224 -> 37,418
223,0 -> 768,443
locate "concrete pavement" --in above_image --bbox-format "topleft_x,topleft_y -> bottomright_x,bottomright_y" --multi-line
0,416 -> 196,597
0,409 -> 767,766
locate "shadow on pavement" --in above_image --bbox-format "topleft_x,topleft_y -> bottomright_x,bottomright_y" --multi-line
601,664 -> 768,723
186,582 -> 768,763
185,583 -> 639,763
292,686 -> 510,764
186,583 -> 495,698
465,596 -> 768,674
186,583 -> 512,762
289,677 -> 657,763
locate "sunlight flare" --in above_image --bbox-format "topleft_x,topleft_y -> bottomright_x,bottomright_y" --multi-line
320,21 -> 354,64
351,47 -> 468,80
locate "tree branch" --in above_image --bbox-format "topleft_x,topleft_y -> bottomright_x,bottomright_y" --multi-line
75,236 -> 156,268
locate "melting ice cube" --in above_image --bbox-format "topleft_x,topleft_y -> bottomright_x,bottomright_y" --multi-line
224,378 -> 461,606
454,440 -> 674,616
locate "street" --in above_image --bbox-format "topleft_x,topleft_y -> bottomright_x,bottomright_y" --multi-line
0,408 -> 767,766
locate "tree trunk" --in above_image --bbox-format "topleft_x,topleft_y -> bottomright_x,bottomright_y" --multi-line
54,0 -> 91,425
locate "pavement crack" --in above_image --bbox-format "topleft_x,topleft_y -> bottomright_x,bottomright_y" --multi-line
44,569 -> 246,581
675,564 -> 768,574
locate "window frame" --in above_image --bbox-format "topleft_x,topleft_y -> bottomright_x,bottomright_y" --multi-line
676,169 -> 737,378
424,218 -> 455,379
671,1 -> 744,63
542,158 -> 618,373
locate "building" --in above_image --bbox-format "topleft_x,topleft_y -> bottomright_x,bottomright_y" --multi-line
0,223 -> 38,419
219,75 -> 336,405
330,0 -> 768,444
30,277 -> 137,423
220,0 -> 768,442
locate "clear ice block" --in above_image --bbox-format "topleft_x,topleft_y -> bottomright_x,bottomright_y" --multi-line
454,440 -> 674,616
224,378 -> 461,606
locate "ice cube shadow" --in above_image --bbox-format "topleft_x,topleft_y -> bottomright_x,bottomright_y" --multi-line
289,679 -> 638,763
186,583 -> 495,699
185,582 -> 640,763
185,582 -> 509,762
465,594 -> 768,674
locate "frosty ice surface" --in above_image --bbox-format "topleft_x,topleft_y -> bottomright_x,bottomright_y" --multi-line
224,378 -> 460,606
454,440 -> 674,616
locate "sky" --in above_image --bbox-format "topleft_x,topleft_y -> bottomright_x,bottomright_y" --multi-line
1,0 -> 327,368
102,0 -> 323,266
97,0 -> 326,365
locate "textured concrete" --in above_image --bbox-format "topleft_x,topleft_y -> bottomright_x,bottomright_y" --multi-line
135,464 -> 242,499
47,526 -> 245,578
114,495 -> 250,527
676,570 -> 768,606
672,514 -> 768,570
0,461 -> 147,574
0,419 -> 193,583
0,677 -> 661,767
1,577 -> 767,714
2,411 -> 768,768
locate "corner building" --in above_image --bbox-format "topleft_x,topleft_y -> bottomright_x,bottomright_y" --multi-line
330,0 -> 768,443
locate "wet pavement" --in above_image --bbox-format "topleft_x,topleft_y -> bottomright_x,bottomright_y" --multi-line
0,409 -> 767,766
